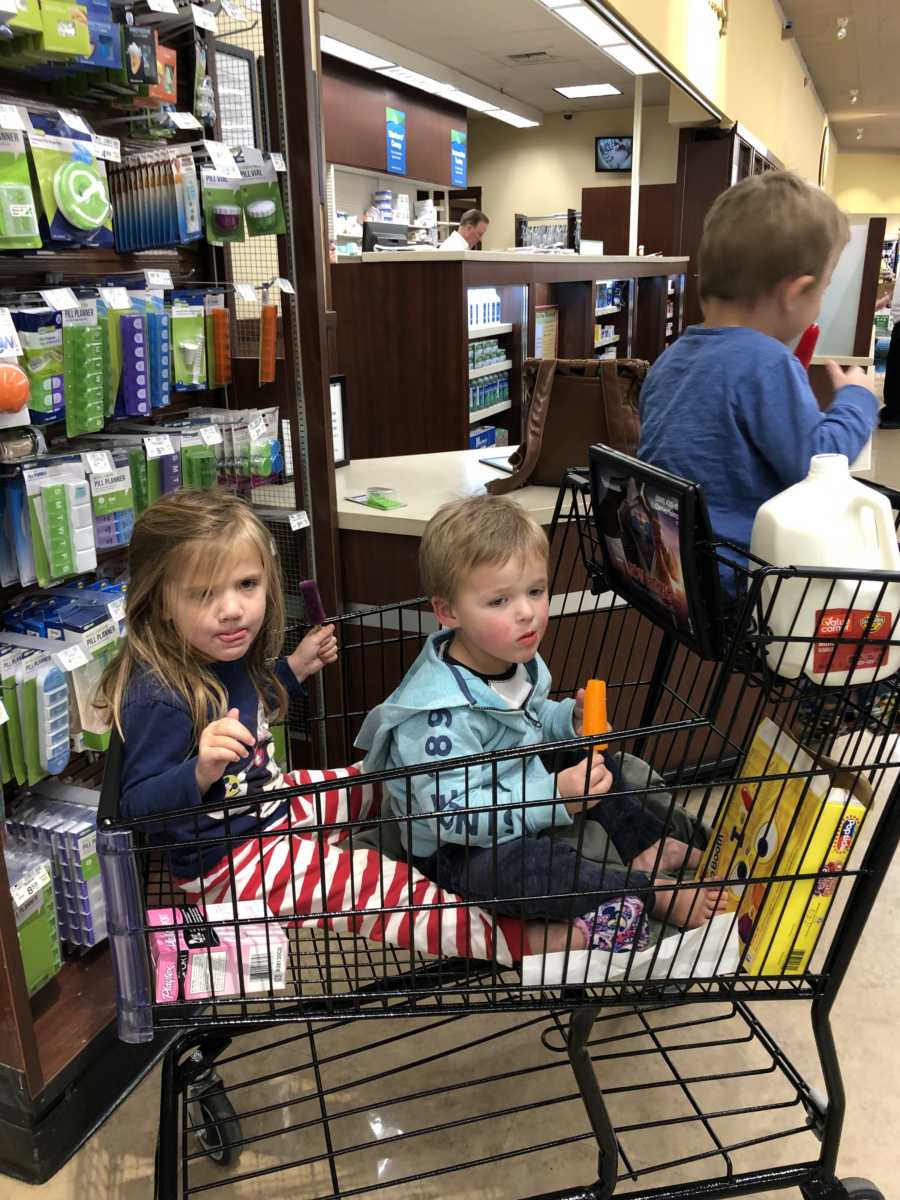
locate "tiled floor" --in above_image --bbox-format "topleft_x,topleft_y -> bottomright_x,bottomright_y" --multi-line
7,428 -> 900,1199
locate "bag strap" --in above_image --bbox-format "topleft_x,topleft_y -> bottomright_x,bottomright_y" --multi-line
486,357 -> 557,494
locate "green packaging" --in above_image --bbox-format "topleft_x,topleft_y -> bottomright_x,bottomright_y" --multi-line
239,155 -> 286,237
7,0 -> 42,36
63,300 -> 105,436
0,129 -> 40,249
201,167 -> 244,244
6,846 -> 62,997
40,2 -> 91,60
170,296 -> 208,390
27,132 -> 114,248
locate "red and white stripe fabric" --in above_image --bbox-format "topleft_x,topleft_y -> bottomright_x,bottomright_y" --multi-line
176,765 -> 525,965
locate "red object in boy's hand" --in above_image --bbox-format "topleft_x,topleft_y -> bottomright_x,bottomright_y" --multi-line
794,323 -> 820,370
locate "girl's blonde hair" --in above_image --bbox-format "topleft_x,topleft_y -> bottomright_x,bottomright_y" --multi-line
98,490 -> 288,738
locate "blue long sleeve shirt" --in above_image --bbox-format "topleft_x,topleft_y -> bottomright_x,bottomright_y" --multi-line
120,657 -> 304,879
637,326 -> 879,552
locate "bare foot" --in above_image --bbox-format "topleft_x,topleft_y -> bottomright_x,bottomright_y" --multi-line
631,838 -> 702,876
651,879 -> 729,929
525,920 -> 586,955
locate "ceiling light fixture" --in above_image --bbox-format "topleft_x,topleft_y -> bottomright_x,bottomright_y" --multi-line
377,66 -> 454,95
836,16 -> 849,40
442,88 -> 500,113
490,109 -> 541,127
536,0 -> 572,7
850,88 -> 859,104
555,4 -> 623,47
554,82 -> 622,99
319,35 -> 394,72
602,42 -> 658,75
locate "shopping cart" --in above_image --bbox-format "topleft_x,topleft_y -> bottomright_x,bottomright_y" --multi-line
96,456 -> 900,1200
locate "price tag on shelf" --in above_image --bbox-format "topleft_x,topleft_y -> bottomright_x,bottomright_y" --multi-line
107,598 -> 126,625
234,282 -> 257,303
0,104 -> 24,132
274,277 -> 295,295
247,415 -> 267,442
99,286 -> 131,311
0,699 -> 7,725
85,450 -> 116,475
144,268 -> 174,289
288,511 -> 309,532
147,0 -> 178,12
144,433 -> 175,460
55,643 -> 90,673
191,4 -> 219,34
221,0 -> 247,19
200,425 -> 223,445
204,140 -> 241,179
40,288 -> 79,312
269,152 -> 286,173
0,309 -> 22,357
11,865 -> 51,911
59,109 -> 92,137
91,135 -> 121,163
0,2 -> 19,16
169,110 -> 203,131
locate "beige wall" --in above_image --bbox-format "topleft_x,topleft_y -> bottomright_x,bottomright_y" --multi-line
468,106 -> 677,251
832,152 -> 900,238
608,0 -> 827,180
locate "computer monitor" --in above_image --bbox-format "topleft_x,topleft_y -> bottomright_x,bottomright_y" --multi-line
362,221 -> 409,252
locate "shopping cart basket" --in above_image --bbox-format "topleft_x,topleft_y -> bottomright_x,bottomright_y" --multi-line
96,460 -> 899,1199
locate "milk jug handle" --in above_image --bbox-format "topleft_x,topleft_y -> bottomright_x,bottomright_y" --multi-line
846,494 -> 897,554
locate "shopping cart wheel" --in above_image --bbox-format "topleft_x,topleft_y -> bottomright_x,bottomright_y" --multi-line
189,1083 -> 242,1167
839,1181 -> 884,1199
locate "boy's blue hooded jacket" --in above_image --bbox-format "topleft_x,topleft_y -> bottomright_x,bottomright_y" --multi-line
355,630 -> 577,859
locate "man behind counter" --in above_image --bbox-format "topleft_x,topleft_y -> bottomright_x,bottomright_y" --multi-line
440,208 -> 489,250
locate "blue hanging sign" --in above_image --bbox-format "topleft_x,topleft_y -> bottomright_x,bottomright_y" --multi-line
450,128 -> 467,187
385,107 -> 407,175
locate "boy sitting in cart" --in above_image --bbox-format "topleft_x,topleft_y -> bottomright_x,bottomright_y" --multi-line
357,495 -> 727,955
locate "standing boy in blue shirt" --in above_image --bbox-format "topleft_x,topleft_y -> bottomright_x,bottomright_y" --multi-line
639,171 -> 878,552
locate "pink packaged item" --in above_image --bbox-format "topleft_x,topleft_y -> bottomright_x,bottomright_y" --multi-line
148,901 -> 289,1004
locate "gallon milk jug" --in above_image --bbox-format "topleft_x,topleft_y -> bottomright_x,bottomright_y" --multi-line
750,454 -> 900,686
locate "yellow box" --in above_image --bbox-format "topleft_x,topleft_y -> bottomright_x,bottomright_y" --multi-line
696,718 -> 870,976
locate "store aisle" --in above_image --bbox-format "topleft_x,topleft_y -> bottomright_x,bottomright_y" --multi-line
7,428 -> 900,1200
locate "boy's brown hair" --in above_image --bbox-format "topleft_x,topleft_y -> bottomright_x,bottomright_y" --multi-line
420,494 -> 548,601
698,170 -> 849,305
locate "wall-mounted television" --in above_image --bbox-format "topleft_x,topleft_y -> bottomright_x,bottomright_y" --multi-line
595,136 -> 633,172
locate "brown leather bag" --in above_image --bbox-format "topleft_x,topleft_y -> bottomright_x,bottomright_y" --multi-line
486,357 -> 648,494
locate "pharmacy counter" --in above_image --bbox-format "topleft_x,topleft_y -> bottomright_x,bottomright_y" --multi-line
336,448 -> 557,605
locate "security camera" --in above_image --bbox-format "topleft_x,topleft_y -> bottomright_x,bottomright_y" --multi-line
781,18 -> 795,39
562,111 -> 574,121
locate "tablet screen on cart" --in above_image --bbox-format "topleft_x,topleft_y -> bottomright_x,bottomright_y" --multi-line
588,444 -> 723,659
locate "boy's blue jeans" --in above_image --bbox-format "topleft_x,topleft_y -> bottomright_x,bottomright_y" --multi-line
412,755 -> 671,921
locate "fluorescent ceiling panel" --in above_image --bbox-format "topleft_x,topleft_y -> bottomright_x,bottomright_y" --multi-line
490,109 -> 541,127
377,65 -> 454,95
442,89 -> 499,113
554,82 -> 622,98
603,42 -> 658,75
319,35 -> 393,72
555,4 -> 623,47
536,0 -> 573,7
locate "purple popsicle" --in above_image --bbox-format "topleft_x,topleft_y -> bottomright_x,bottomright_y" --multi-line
299,579 -> 326,629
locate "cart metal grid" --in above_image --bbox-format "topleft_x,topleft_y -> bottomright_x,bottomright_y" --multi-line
96,470 -> 899,1199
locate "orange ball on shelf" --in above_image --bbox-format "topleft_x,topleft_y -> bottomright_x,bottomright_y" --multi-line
0,362 -> 30,413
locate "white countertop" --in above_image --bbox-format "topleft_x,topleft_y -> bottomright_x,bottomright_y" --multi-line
360,250 -> 689,268
336,448 -> 559,535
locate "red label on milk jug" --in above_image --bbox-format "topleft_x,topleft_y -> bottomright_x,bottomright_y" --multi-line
813,608 -> 891,673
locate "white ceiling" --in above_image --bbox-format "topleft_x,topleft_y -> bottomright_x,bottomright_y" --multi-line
318,0 -> 672,114
781,0 -> 900,151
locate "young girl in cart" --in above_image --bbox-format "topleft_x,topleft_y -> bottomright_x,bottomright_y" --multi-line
97,490 -> 529,967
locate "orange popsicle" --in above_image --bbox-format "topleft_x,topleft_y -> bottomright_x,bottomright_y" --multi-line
583,678 -> 609,752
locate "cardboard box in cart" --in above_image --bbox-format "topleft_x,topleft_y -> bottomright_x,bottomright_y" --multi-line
695,718 -> 871,975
